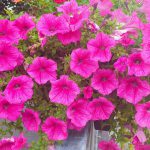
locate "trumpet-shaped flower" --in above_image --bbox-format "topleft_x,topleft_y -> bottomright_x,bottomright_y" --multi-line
42,116 -> 68,141
4,75 -> 34,104
49,75 -> 80,106
13,13 -> 35,40
87,32 -> 115,62
22,108 -> 41,132
70,48 -> 99,78
89,97 -> 115,120
117,77 -> 150,104
67,99 -> 91,127
91,69 -> 118,95
27,57 -> 57,84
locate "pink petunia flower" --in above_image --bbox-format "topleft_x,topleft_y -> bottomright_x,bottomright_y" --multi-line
135,102 -> 150,128
87,32 -> 115,62
0,94 -> 24,121
0,133 -> 27,150
117,77 -> 150,104
114,56 -> 127,73
49,75 -> 80,106
22,108 -> 41,132
98,140 -> 121,150
127,52 -> 150,76
13,13 -> 35,40
67,119 -> 83,131
57,0 -> 90,31
42,116 -> 68,141
0,19 -> 20,44
37,14 -> 69,37
89,97 -> 115,120
27,57 -> 57,84
67,99 -> 91,127
4,75 -> 34,104
0,41 -> 24,72
13,133 -> 27,150
38,32 -> 47,47
70,48 -> 99,78
97,0 -> 113,16
91,69 -> 118,95
83,86 -> 93,99
0,138 -> 15,150
54,0 -> 66,4
57,29 -> 81,45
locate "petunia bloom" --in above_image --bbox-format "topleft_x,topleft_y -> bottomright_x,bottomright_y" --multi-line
49,75 -> 80,106
67,99 -> 91,127
42,116 -> 68,141
57,30 -> 81,45
22,108 -> 41,132
98,140 -> 121,150
0,19 -> 20,44
135,102 -> 150,129
127,52 -> 150,76
91,69 -> 118,95
83,86 -> 93,99
4,75 -> 34,104
97,0 -> 113,16
70,48 -> 99,78
13,133 -> 27,150
37,14 -> 69,37
0,138 -> 15,150
114,56 -> 127,73
87,32 -> 115,62
89,97 -> 115,120
0,42 -> 24,72
13,13 -> 35,40
57,0 -> 90,31
27,57 -> 57,84
0,133 -> 26,150
0,94 -> 24,121
117,77 -> 150,104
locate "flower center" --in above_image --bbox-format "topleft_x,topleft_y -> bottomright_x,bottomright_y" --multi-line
101,77 -> 107,82
14,84 -> 20,89
3,103 -> 9,110
23,25 -> 29,30
131,81 -> 138,87
0,31 -> 5,36
100,45 -> 106,50
40,67 -> 45,72
134,59 -> 141,64
0,51 -> 4,56
147,108 -> 150,113
78,58 -> 83,64
62,84 -> 69,90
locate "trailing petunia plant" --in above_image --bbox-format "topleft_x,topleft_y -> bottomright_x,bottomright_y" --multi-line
0,0 -> 150,149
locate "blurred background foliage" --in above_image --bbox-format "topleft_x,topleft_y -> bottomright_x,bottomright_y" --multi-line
0,0 -> 150,150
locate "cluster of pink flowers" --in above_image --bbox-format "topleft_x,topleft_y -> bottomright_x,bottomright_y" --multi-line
1,0 -> 150,149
